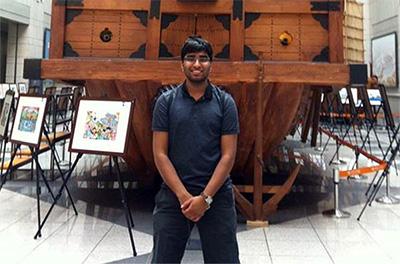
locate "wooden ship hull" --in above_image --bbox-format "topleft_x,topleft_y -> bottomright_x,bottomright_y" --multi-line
24,0 -> 365,221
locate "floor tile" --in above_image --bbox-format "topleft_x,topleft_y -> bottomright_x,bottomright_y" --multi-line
271,255 -> 333,264
265,227 -> 319,241
268,240 -> 329,257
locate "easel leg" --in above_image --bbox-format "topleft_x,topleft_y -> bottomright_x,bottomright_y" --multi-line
33,150 -> 42,238
113,156 -> 137,256
0,144 -> 19,191
33,153 -> 83,239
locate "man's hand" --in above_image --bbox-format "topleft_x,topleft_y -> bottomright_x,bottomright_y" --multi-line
181,196 -> 209,222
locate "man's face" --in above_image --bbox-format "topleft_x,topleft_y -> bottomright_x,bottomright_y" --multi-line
181,51 -> 212,83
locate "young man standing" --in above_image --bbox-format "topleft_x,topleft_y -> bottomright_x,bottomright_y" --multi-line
151,36 -> 240,263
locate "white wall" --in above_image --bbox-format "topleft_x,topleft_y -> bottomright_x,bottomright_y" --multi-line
4,0 -> 51,83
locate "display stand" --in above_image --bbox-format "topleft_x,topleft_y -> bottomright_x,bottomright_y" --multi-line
4,95 -> 77,238
0,90 -> 15,189
67,98 -> 137,255
358,122 -> 400,220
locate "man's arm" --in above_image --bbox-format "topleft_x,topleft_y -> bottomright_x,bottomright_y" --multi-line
153,131 -> 192,205
181,134 -> 237,221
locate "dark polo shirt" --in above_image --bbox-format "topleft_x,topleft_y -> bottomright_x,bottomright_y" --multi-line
152,82 -> 239,193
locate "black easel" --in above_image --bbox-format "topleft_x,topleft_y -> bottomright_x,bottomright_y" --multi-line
33,153 -> 137,256
357,122 -> 400,220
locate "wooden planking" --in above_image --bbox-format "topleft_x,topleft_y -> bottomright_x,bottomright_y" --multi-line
160,15 -> 195,57
50,1 -> 66,58
65,10 -> 146,58
160,14 -> 229,58
245,14 -> 328,62
65,0 -> 148,10
40,59 -> 350,85
245,0 -> 329,14
160,0 -> 232,14
196,15 -> 230,57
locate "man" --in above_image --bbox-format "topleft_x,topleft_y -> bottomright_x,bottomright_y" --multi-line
151,36 -> 240,263
368,75 -> 379,89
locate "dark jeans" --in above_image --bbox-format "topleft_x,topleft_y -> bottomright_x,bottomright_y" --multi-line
151,186 -> 240,263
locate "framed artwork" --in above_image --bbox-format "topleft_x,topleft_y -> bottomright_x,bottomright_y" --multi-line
0,90 -> 15,139
339,88 -> 358,105
69,98 -> 134,156
18,83 -> 28,94
372,32 -> 398,88
367,89 -> 382,106
9,83 -> 18,98
10,95 -> 48,147
0,83 -> 10,99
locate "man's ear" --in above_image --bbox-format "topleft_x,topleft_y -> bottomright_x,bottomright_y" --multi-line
181,63 -> 184,72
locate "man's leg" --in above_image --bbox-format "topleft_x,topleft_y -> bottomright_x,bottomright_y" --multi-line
151,187 -> 193,263
197,189 -> 240,263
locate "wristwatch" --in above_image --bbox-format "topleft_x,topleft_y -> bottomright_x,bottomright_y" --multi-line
200,192 -> 213,209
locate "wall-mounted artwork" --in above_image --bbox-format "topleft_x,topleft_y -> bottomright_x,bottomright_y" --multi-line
69,98 -> 134,156
10,95 -> 48,147
372,32 -> 398,88
0,90 -> 15,139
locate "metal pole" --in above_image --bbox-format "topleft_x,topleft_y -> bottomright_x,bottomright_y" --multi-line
323,167 -> 351,218
376,168 -> 400,204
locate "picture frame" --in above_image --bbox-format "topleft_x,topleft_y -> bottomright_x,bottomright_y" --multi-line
0,90 -> 15,139
367,89 -> 382,106
18,82 -> 28,94
9,83 -> 18,98
69,98 -> 134,156
372,32 -> 398,88
339,87 -> 358,105
0,83 -> 10,99
10,95 -> 48,147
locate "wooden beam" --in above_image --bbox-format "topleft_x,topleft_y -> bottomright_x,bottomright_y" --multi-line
234,185 -> 282,194
310,88 -> 322,146
328,0 -> 344,63
50,1 -> 66,58
254,58 -> 264,220
233,185 -> 254,220
40,59 -> 350,86
245,0 -> 329,14
146,0 -> 161,59
160,0 -> 232,14
230,0 -> 244,61
262,164 -> 301,219
65,0 -> 149,10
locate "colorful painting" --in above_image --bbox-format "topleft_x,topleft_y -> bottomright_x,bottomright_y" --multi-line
18,106 -> 39,133
83,111 -> 119,141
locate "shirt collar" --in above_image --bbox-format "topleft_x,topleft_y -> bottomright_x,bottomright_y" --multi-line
181,81 -> 213,101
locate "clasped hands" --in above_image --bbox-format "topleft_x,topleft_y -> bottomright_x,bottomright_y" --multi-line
180,195 -> 209,222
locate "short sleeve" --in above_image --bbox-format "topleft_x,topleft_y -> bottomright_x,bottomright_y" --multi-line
221,93 -> 240,135
152,94 -> 169,131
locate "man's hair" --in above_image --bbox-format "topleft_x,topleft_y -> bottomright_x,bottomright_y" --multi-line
371,74 -> 379,80
181,36 -> 213,62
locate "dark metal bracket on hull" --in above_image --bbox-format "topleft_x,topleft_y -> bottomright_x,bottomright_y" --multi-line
311,1 -> 341,11
55,0 -> 83,6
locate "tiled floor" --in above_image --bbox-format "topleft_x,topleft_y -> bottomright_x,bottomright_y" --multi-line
1,122 -> 400,263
